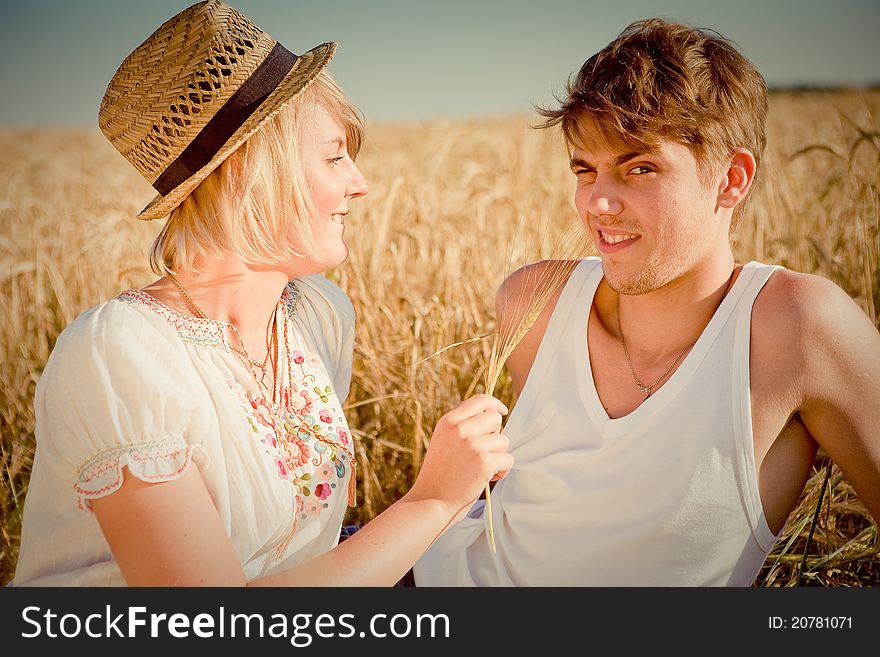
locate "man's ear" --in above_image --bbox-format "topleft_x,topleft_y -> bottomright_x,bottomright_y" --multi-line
716,148 -> 757,210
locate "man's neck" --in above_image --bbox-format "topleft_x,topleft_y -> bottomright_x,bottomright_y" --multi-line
604,253 -> 738,363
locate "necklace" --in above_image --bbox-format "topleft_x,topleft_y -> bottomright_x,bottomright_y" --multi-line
616,268 -> 737,400
166,273 -> 358,558
166,272 -> 277,391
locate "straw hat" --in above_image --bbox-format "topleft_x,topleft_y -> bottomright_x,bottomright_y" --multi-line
99,0 -> 336,221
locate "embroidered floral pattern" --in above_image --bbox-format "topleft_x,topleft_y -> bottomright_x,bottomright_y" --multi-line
230,377 -> 353,499
117,282 -> 301,351
280,434 -> 310,471
282,283 -> 301,318
74,436 -> 196,513
118,289 -> 228,350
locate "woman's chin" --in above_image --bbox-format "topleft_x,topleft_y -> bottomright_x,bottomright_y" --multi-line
314,251 -> 349,275
282,244 -> 348,279
329,249 -> 349,271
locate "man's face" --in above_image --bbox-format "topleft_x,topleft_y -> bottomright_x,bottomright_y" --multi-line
570,132 -> 727,295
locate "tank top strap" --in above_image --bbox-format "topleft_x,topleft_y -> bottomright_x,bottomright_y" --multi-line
730,260 -> 785,552
730,261 -> 783,315
542,257 -> 604,350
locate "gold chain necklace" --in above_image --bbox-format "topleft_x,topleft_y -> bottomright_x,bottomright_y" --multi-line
166,273 -> 276,391
616,268 -> 736,399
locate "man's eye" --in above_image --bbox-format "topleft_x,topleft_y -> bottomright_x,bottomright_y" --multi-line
630,165 -> 653,174
329,156 -> 344,165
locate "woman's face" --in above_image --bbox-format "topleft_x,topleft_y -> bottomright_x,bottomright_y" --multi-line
297,104 -> 369,274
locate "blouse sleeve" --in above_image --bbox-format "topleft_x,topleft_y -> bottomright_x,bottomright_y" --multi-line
34,300 -> 213,513
289,274 -> 356,403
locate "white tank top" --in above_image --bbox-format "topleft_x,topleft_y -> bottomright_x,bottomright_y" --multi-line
415,257 -> 782,586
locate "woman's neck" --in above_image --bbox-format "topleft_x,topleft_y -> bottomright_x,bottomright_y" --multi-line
146,253 -> 290,337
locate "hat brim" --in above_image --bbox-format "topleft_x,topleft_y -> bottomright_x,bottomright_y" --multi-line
136,41 -> 336,221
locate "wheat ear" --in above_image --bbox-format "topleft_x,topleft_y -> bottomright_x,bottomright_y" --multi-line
481,228 -> 592,553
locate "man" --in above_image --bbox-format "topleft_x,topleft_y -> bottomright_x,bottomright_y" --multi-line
413,18 -> 880,585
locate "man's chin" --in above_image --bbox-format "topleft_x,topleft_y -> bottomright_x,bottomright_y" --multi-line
602,265 -> 663,297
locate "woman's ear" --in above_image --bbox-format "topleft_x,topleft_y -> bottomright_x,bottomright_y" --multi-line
716,148 -> 757,210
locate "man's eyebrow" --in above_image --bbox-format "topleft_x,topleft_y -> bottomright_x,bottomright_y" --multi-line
323,137 -> 345,146
614,151 -> 645,166
571,150 -> 658,170
570,156 -> 594,170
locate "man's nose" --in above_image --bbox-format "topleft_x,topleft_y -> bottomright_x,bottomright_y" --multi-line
585,175 -> 623,216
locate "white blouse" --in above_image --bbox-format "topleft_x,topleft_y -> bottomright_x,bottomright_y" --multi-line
13,275 -> 356,586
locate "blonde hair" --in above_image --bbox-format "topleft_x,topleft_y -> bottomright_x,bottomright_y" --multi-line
150,71 -> 364,275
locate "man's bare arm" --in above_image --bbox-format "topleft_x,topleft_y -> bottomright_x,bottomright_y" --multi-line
783,273 -> 880,523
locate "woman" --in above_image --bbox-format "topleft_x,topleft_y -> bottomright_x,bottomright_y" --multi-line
13,0 -> 512,586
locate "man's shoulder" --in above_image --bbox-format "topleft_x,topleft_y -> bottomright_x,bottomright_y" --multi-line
752,266 -> 870,355
495,258 -> 595,311
495,258 -> 594,392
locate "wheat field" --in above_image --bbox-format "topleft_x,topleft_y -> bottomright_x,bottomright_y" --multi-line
1,90 -> 878,586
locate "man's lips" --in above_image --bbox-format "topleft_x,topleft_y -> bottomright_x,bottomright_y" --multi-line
599,229 -> 639,245
594,227 -> 641,249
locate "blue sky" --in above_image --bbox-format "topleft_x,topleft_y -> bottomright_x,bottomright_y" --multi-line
1,0 -> 878,125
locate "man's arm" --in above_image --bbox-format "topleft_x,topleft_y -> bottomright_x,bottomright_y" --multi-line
776,272 -> 880,524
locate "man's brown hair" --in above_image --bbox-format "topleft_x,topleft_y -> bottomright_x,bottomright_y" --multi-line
540,18 -> 768,188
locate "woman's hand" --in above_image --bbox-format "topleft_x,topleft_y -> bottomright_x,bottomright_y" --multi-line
91,395 -> 514,587
405,394 -> 514,521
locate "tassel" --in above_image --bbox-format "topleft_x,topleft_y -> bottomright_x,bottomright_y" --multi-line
347,459 -> 358,507
273,494 -> 303,560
